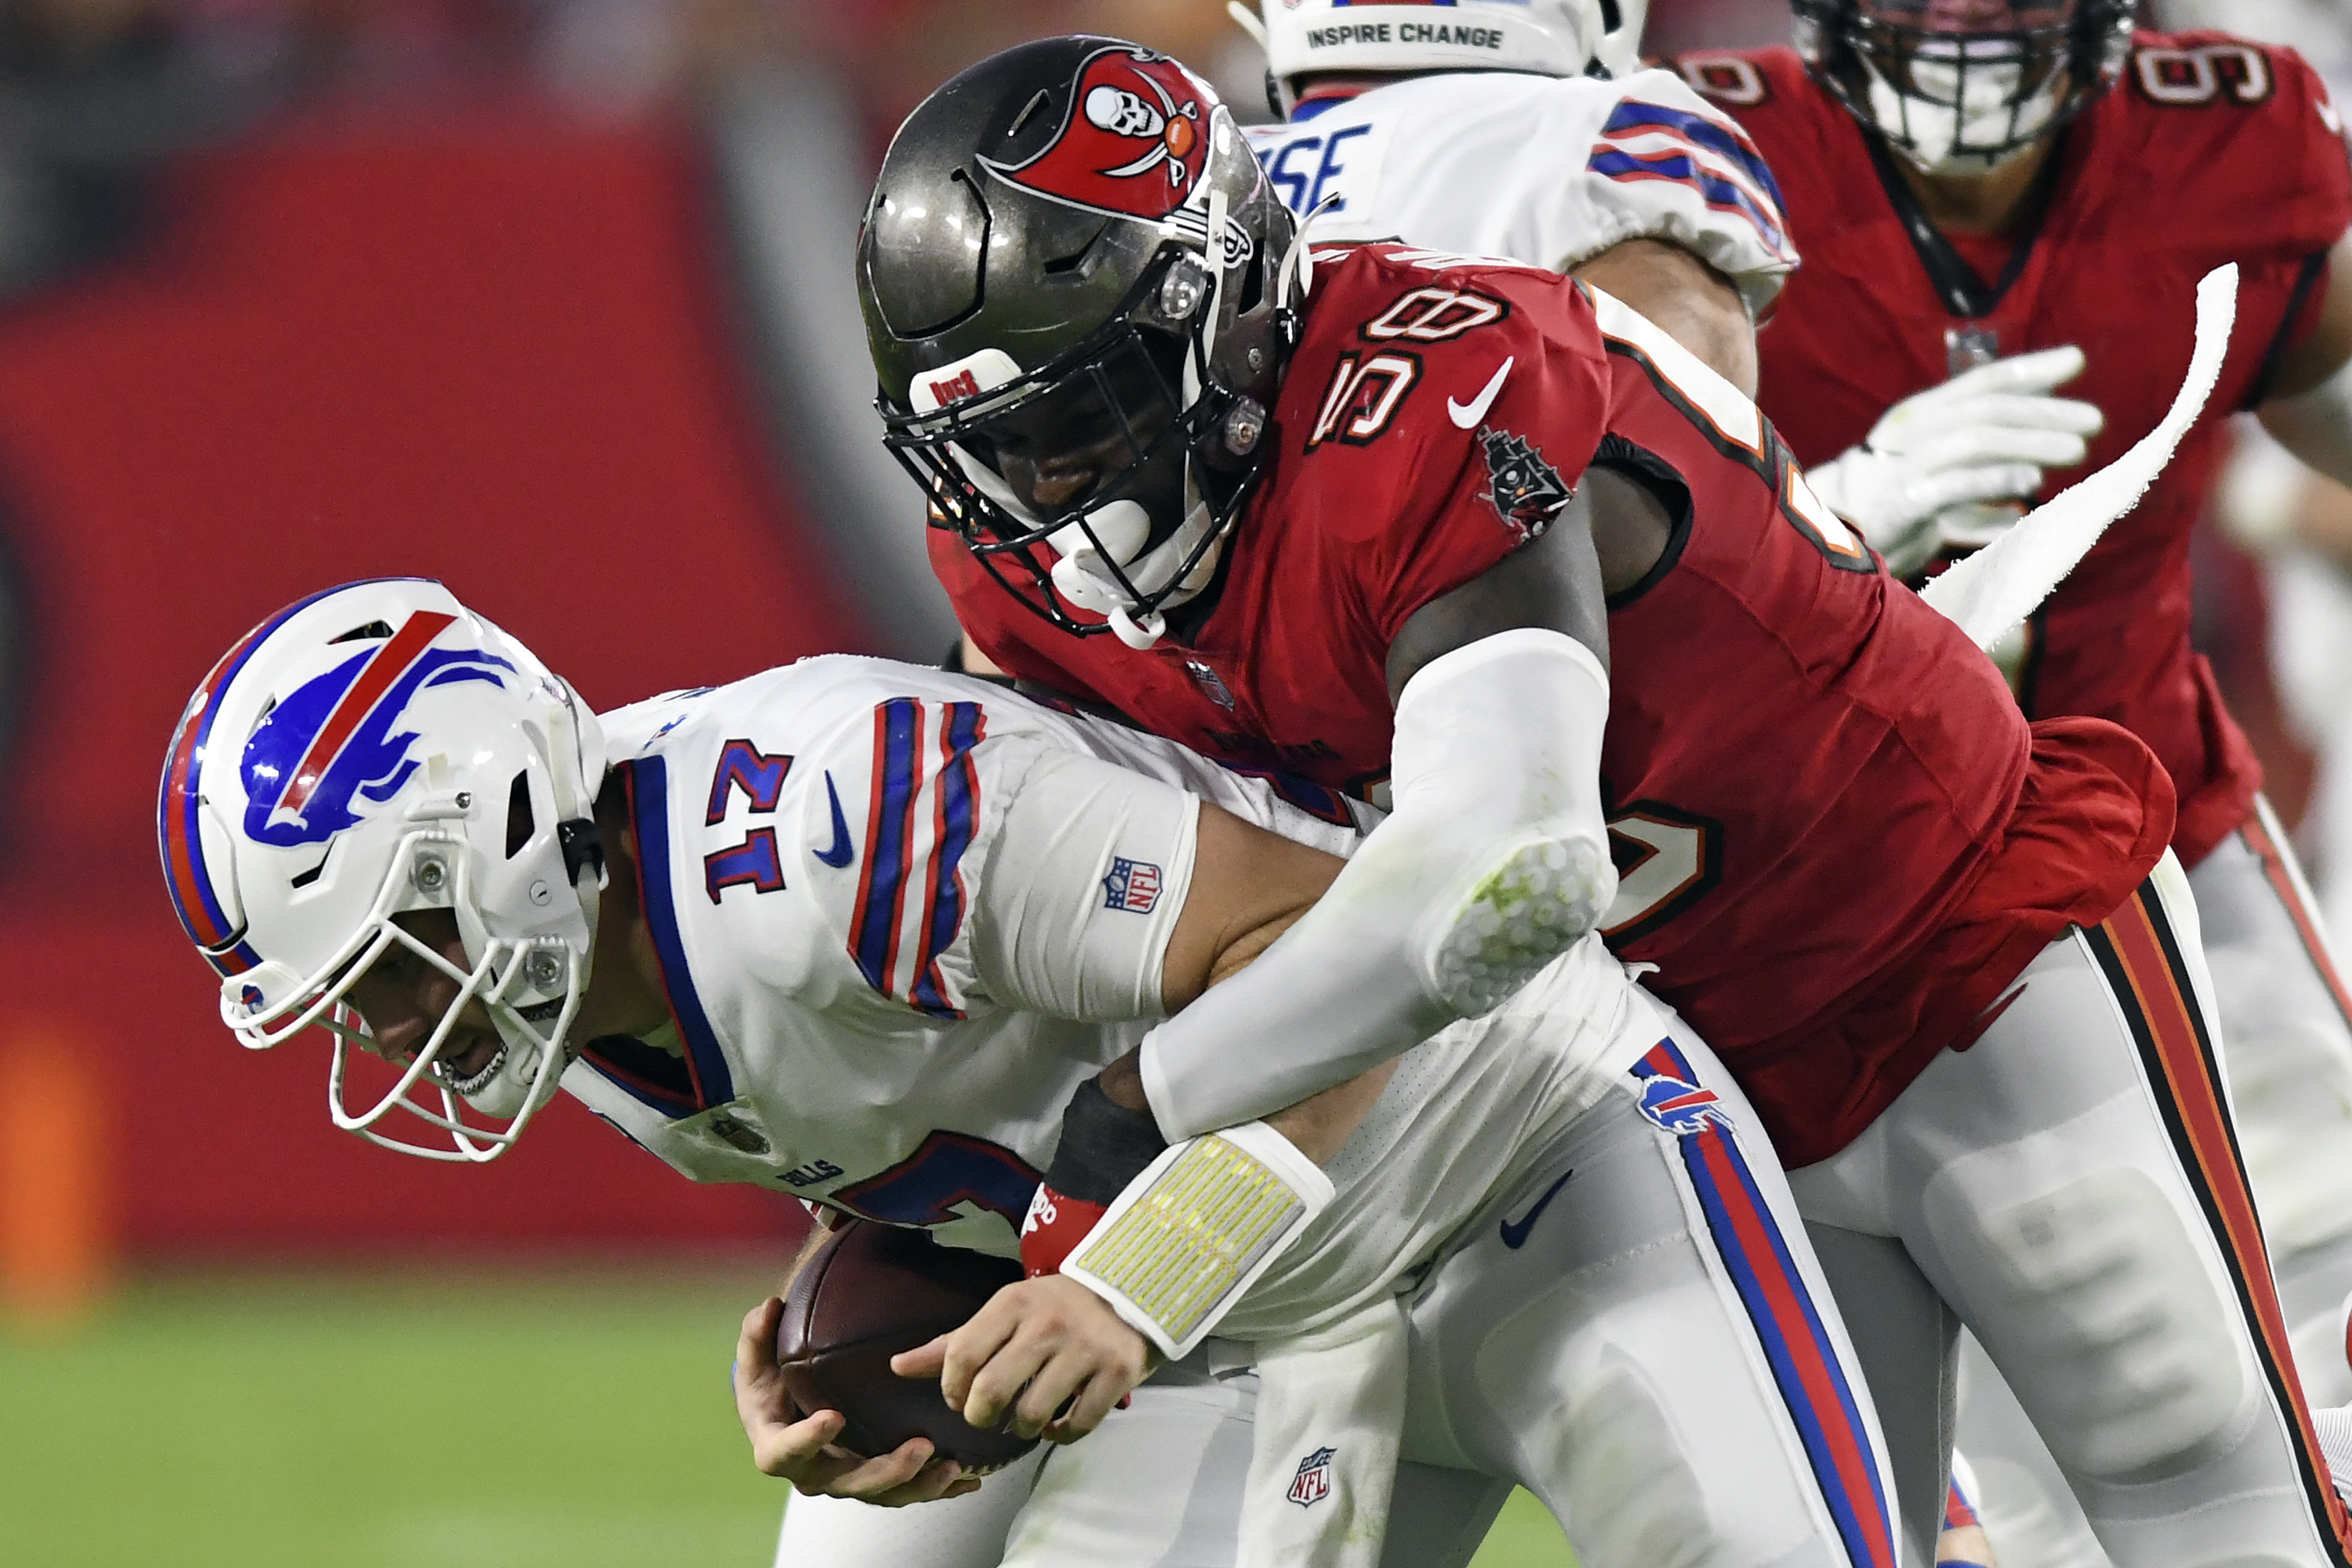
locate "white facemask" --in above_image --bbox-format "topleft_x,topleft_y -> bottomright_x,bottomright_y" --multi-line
1865,37 -> 2068,174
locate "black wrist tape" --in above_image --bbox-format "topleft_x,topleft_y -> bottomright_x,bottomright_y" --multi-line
1043,1076 -> 1169,1205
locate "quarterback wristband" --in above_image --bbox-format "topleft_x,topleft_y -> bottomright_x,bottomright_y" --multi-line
1019,1184 -> 1108,1278
1060,1120 -> 1334,1361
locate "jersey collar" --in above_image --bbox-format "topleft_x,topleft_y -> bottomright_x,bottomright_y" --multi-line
1864,125 -> 2073,320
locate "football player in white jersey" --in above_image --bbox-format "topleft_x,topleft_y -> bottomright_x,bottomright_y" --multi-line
160,578 -> 1903,1568
1238,0 -> 1790,395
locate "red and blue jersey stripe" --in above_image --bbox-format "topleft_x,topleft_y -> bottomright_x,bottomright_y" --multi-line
1632,1038 -> 1898,1568
1589,99 -> 1795,267
848,698 -> 988,1020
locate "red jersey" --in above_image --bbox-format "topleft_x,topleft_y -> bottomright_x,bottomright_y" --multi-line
940,244 -> 2169,1162
1679,34 -> 2352,867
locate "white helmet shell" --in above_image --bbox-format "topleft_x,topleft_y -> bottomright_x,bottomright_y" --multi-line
1259,0 -> 1608,89
157,578 -> 608,1161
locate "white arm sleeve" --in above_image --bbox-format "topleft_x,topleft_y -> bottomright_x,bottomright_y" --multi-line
967,747 -> 1199,1023
1137,628 -> 1615,1142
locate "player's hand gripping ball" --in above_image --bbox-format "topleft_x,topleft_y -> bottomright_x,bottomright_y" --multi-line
775,1219 -> 1040,1472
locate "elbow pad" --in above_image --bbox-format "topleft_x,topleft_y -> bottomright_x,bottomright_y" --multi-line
1138,629 -> 1614,1140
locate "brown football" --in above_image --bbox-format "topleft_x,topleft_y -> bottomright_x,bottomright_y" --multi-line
774,1219 -> 1038,1472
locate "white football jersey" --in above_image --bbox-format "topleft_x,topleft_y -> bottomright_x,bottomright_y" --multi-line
563,655 -> 1653,1341
564,656 -> 1369,1258
1244,68 -> 1797,313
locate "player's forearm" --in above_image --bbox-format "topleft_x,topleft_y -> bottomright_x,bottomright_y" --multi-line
1137,630 -> 1616,1140
1571,238 -> 1757,396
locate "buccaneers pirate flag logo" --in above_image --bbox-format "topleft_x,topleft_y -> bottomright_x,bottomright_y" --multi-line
979,46 -> 1215,223
1477,427 -> 1572,542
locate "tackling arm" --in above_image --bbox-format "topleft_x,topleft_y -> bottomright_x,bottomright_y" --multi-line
1128,475 -> 1656,1146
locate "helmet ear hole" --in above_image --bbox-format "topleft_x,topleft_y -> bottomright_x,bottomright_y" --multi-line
504,770 -> 534,860
1234,242 -> 1266,317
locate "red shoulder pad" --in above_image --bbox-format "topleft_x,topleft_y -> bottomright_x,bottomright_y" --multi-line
1281,245 -> 1614,637
2110,29 -> 2352,258
1664,47 -> 1818,123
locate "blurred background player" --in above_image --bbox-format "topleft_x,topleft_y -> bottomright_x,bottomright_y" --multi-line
872,31 -> 2352,1568
160,577 -> 1903,1568
1667,4 -> 2352,1566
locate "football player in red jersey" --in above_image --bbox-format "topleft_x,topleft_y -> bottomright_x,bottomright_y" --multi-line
860,33 -> 2352,1568
1668,6 -> 2352,1562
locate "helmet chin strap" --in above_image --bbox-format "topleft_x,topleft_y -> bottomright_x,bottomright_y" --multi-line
1048,494 -> 1229,650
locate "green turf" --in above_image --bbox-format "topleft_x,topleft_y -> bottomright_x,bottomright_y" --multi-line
0,1270 -> 1572,1567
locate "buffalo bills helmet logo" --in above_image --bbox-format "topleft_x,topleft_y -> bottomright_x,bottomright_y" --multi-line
978,46 -> 1214,222
239,612 -> 515,848
1636,1074 -> 1730,1137
1477,427 -> 1570,543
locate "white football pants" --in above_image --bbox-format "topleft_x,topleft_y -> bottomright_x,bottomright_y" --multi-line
774,1024 -> 1901,1568
1796,852 -> 2352,1568
1950,809 -> 2352,1568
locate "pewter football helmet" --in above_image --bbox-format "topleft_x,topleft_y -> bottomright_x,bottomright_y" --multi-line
859,38 -> 1294,649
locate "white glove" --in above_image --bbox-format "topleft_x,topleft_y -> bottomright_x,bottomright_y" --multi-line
1804,346 -> 2105,577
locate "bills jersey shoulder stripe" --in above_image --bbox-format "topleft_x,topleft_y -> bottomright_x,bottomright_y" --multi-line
849,697 -> 988,1020
1589,97 -> 1794,267
1242,68 -> 1796,310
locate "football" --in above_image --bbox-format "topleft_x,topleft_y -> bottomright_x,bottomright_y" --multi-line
774,1218 -> 1039,1472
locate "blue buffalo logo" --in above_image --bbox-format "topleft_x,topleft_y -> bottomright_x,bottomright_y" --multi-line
240,641 -> 514,848
1635,1074 -> 1729,1137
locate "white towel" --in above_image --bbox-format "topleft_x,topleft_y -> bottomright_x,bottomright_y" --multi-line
1921,263 -> 2237,652
1239,1295 -> 1411,1568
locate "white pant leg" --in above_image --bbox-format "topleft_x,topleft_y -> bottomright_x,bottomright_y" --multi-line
1952,817 -> 2352,1568
772,1368 -> 1252,1568
1793,854 -> 2351,1568
999,1369 -> 1256,1568
1403,1020 -> 1903,1568
774,1446 -> 1046,1568
1800,1222 -> 1959,1568
2192,804 -> 2352,1403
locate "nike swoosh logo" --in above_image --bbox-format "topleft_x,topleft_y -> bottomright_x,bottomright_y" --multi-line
1499,1167 -> 1573,1250
814,772 -> 855,868
1448,356 -> 1514,429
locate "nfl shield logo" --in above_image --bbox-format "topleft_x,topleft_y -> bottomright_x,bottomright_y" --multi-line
1287,1445 -> 1336,1508
1102,857 -> 1164,914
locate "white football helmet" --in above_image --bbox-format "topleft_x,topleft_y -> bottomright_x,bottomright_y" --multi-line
157,578 -> 608,1161
1257,0 -> 1647,109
